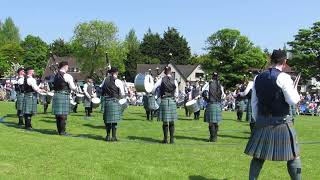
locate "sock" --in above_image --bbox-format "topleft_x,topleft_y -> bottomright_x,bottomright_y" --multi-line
249,158 -> 265,180
287,158 -> 302,180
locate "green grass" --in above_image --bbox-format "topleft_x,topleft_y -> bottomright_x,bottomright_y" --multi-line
0,102 -> 319,180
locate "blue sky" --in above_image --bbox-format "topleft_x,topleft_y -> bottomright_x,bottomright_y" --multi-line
1,0 -> 319,54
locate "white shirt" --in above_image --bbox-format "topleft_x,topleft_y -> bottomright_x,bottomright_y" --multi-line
152,75 -> 179,98
59,70 -> 76,91
26,75 -> 41,93
239,81 -> 254,97
251,67 -> 300,120
16,76 -> 24,85
83,83 -> 96,98
115,79 -> 126,97
202,81 -> 226,99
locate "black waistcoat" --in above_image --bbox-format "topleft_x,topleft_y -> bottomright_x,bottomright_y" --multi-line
53,72 -> 70,92
208,80 -> 222,103
160,76 -> 176,98
102,76 -> 120,99
24,76 -> 35,93
15,77 -> 24,93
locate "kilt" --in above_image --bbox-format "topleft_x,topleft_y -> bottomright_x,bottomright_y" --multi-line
22,92 -> 37,114
246,98 -> 254,122
159,97 -> 177,122
100,96 -> 105,113
103,98 -> 122,123
145,95 -> 159,110
205,102 -> 222,123
235,100 -> 245,112
290,105 -> 296,117
16,92 -> 24,111
52,92 -> 70,115
84,96 -> 92,108
244,116 -> 300,161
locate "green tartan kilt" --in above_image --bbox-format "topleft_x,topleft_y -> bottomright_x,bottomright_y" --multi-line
103,98 -> 122,123
236,100 -> 245,112
159,97 -> 177,122
100,96 -> 105,113
52,92 -> 70,115
16,92 -> 24,111
22,92 -> 37,114
244,120 -> 300,161
246,98 -> 254,122
84,96 -> 92,108
205,102 -> 222,123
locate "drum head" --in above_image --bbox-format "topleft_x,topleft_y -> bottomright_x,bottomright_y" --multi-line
119,98 -> 127,105
91,98 -> 101,104
70,100 -> 76,105
186,99 -> 196,106
47,92 -> 54,96
76,94 -> 84,97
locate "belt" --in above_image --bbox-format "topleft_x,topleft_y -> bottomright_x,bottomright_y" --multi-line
256,115 -> 292,128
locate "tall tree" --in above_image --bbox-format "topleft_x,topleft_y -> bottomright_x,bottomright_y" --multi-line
159,27 -> 191,64
204,28 -> 267,88
140,28 -> 161,63
0,17 -> 20,46
72,20 -> 126,78
288,21 -> 320,79
0,43 -> 24,77
21,35 -> 49,76
49,38 -> 73,57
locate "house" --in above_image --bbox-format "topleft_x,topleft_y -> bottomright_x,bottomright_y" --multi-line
136,63 -> 206,91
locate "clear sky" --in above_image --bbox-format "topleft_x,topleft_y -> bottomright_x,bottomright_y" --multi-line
1,0 -> 319,54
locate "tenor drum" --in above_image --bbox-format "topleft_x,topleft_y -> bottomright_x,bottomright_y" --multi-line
119,98 -> 128,112
91,97 -> 101,109
75,94 -> 84,103
134,73 -> 154,93
185,99 -> 200,113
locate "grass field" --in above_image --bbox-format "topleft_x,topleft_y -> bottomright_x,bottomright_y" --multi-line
0,102 -> 319,180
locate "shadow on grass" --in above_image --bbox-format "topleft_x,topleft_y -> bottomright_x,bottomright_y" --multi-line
33,128 -> 57,135
83,123 -> 105,129
127,136 -> 161,143
73,134 -> 104,141
39,119 -> 56,123
189,175 -> 228,180
175,135 -> 207,142
218,134 -> 248,140
122,118 -> 145,121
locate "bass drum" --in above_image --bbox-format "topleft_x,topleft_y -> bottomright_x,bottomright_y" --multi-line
91,97 -> 101,109
185,99 -> 200,113
134,73 -> 154,93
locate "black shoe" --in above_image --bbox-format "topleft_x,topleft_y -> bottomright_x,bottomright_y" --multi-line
111,137 -> 118,142
26,127 -> 33,131
105,136 -> 111,141
161,139 -> 168,144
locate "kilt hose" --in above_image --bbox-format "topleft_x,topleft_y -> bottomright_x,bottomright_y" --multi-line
22,92 -> 38,115
52,92 -> 70,115
159,97 -> 177,122
16,92 -> 24,111
103,98 -> 122,123
244,116 -> 300,161
205,102 -> 222,123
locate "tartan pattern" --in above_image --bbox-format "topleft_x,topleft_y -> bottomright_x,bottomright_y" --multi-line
16,92 -> 24,111
103,98 -> 122,123
143,95 -> 159,110
244,122 -> 300,161
22,92 -> 37,114
100,96 -> 105,113
236,100 -> 245,112
52,92 -> 70,115
246,98 -> 254,122
84,96 -> 91,108
290,105 -> 297,117
159,97 -> 177,122
205,102 -> 222,123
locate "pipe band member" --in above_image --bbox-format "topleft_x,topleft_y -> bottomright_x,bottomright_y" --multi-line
72,79 -> 83,113
52,61 -> 77,135
192,80 -> 201,120
234,84 -> 246,121
244,49 -> 301,180
184,81 -> 192,117
39,78 -> 51,114
153,66 -> 179,144
239,77 -> 256,132
83,78 -> 96,117
22,67 -> 45,130
14,68 -> 25,125
202,72 -> 225,142
101,67 -> 125,142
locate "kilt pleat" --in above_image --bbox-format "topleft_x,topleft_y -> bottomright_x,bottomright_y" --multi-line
246,99 -> 253,122
205,102 -> 222,123
159,97 -> 177,122
244,122 -> 300,161
22,92 -> 37,114
100,96 -> 105,113
84,97 -> 91,108
103,98 -> 122,123
52,92 -> 70,115
16,92 -> 24,111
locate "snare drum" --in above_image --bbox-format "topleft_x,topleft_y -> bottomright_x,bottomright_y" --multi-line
185,99 -> 200,113
75,93 -> 84,104
91,97 -> 101,109
119,98 -> 128,112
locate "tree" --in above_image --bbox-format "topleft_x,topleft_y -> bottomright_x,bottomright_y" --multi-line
0,43 -> 24,77
49,38 -> 73,57
204,28 -> 267,88
0,17 -> 20,46
72,20 -> 126,78
21,35 -> 49,76
288,21 -> 320,79
159,27 -> 191,64
140,28 -> 161,63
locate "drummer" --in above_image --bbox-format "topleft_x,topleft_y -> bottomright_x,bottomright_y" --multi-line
192,80 -> 201,120
72,79 -> 83,113
184,81 -> 192,117
14,68 -> 25,125
39,77 -> 51,114
101,67 -> 125,141
153,66 -> 179,144
83,78 -> 96,117
234,83 -> 246,121
52,61 -> 77,135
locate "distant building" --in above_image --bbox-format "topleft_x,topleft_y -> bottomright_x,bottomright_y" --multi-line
136,63 -> 206,91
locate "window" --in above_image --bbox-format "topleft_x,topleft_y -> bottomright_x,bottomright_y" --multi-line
195,73 -> 204,78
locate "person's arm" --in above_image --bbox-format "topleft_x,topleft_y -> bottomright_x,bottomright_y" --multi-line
221,86 -> 226,99
115,79 -> 125,97
83,84 -> 90,98
277,73 -> 300,105
64,74 -> 76,91
28,78 -> 42,93
152,78 -> 162,94
99,78 -> 106,88
251,81 -> 258,121
174,80 -> 179,98
239,81 -> 253,97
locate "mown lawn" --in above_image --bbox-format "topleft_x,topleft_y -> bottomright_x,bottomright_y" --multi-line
0,101 -> 319,180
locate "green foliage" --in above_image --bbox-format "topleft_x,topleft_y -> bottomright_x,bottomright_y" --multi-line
0,43 -> 24,77
49,38 -> 73,57
140,28 -> 161,61
204,28 -> 267,88
288,21 -> 320,79
159,27 -> 191,64
72,20 -> 125,78
21,35 -> 49,77
0,17 -> 20,46
3,62 -> 24,78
